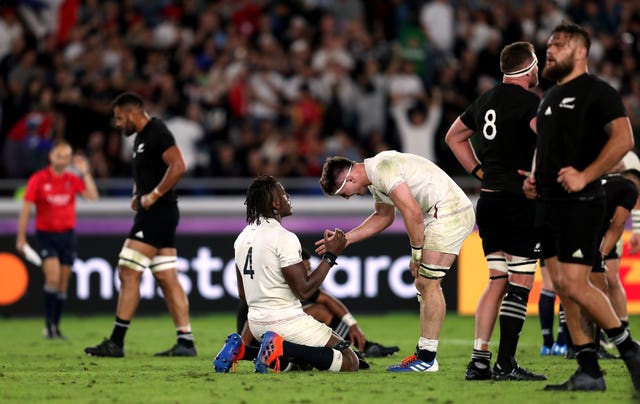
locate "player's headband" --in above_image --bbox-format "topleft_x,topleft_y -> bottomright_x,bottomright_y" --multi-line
503,54 -> 538,78
334,165 -> 353,195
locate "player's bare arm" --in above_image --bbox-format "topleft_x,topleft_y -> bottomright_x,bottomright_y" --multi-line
560,117 -> 634,193
15,201 -> 33,252
600,206 -> 631,257
316,291 -> 366,350
389,182 -> 424,248
286,229 -> 346,300
444,117 -> 482,176
314,203 -> 394,255
141,145 -> 186,209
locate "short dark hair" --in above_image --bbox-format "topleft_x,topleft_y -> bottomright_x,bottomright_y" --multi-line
319,156 -> 356,195
622,169 -> 640,185
500,41 -> 535,74
551,21 -> 591,54
112,92 -> 144,109
245,175 -> 281,224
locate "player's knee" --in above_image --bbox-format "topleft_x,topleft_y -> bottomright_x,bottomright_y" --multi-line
415,276 -> 443,295
153,266 -> 178,285
487,272 -> 508,291
117,266 -> 142,286
558,279 -> 583,299
606,274 -> 622,289
337,347 -> 358,372
118,247 -> 151,272
508,273 -> 535,289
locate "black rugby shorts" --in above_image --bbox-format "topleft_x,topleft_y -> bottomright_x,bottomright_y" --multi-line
128,201 -> 179,249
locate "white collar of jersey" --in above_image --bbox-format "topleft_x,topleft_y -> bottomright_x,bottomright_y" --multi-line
334,165 -> 353,195
503,54 -> 538,78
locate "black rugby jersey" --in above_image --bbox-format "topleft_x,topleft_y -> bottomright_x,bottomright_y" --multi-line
132,117 -> 178,202
460,83 -> 539,193
535,74 -> 627,199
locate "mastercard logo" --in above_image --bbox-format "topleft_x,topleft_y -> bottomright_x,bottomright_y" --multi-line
0,253 -> 29,305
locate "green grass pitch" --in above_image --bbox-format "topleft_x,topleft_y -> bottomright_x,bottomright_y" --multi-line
1,312 -> 638,403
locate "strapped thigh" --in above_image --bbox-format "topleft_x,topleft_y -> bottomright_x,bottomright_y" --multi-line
150,255 -> 177,273
506,255 -> 538,275
418,263 -> 450,280
486,254 -> 508,273
118,247 -> 151,272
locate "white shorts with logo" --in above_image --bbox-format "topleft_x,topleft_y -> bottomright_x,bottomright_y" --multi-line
249,312 -> 333,347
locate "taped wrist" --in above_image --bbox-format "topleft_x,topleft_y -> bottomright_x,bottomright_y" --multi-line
341,313 -> 357,327
411,244 -> 423,263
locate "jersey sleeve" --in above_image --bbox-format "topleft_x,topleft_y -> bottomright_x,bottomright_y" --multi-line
277,230 -> 303,268
618,179 -> 638,211
592,80 -> 627,124
23,174 -> 40,203
370,157 -> 405,195
459,102 -> 477,131
73,174 -> 86,194
157,123 -> 177,155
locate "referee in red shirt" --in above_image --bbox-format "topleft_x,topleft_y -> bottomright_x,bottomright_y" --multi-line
16,140 -> 98,338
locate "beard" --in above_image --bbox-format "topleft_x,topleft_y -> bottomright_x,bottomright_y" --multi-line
121,122 -> 136,137
542,58 -> 574,82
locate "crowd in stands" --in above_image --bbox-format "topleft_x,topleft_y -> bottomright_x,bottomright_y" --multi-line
1,0 -> 640,185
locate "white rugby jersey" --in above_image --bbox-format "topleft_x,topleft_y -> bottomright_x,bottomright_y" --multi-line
234,217 -> 304,321
364,150 -> 472,219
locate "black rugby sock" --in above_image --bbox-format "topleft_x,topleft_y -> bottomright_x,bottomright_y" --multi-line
177,330 -> 195,348
53,293 -> 66,328
43,287 -> 57,334
283,341 -> 334,370
496,283 -> 529,369
539,289 -> 556,348
558,305 -> 570,347
329,315 -> 350,339
575,344 -> 603,378
110,317 -> 130,347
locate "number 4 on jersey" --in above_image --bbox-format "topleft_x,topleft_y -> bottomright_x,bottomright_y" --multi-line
243,247 -> 255,279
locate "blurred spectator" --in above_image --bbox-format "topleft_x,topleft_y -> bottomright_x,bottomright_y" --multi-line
166,102 -> 207,175
354,58 -> 387,143
420,0 -> 455,56
391,88 -> 443,163
210,141 -> 242,178
0,7 -> 23,61
387,59 -> 425,109
3,88 -> 57,177
0,0 -> 637,190
289,83 -> 323,139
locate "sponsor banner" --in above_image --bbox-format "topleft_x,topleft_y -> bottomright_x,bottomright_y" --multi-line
0,234 -> 459,315
458,230 -> 640,315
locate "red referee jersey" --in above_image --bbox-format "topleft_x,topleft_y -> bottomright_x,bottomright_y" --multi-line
24,166 -> 86,232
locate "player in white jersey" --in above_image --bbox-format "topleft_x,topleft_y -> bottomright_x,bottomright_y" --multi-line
317,150 -> 475,372
213,175 -> 359,373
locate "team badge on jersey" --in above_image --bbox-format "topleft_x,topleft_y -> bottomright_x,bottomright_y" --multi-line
559,97 -> 575,109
